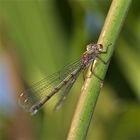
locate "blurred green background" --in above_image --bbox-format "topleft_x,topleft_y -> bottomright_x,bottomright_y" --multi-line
0,0 -> 140,140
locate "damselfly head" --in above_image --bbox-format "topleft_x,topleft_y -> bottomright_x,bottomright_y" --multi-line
86,43 -> 103,52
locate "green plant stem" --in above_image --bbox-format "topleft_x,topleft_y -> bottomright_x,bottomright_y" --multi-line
67,0 -> 132,139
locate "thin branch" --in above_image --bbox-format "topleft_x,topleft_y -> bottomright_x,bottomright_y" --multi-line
67,0 -> 132,139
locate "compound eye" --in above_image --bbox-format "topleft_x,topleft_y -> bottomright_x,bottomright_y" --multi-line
98,44 -> 103,51
86,44 -> 93,51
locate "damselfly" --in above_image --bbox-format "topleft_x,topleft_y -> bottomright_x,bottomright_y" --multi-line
19,43 -> 109,115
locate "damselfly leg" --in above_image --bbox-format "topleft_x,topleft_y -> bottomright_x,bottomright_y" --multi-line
89,43 -> 112,81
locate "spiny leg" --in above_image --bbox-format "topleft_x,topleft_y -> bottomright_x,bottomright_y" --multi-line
88,43 -> 112,81
96,55 -> 111,64
85,61 -> 103,81
89,63 -> 104,81
97,43 -> 112,64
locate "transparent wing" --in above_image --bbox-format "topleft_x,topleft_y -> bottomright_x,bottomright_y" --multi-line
18,58 -> 82,112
